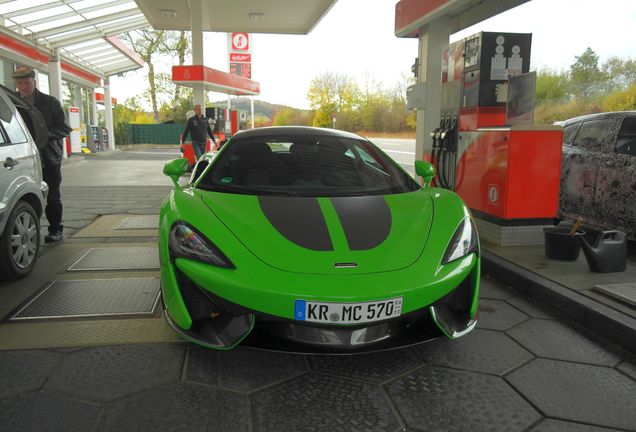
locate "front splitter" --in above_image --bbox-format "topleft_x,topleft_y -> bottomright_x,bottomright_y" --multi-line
239,311 -> 442,355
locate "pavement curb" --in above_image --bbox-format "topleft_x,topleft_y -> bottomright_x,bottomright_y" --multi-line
482,250 -> 636,354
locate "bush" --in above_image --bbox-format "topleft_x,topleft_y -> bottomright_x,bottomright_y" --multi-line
114,122 -> 129,145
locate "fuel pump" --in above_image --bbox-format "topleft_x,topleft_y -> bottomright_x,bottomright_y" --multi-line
433,31 -> 565,246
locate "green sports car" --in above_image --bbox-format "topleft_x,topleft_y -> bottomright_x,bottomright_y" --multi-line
159,126 -> 479,353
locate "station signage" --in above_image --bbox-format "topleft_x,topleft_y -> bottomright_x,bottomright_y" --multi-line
230,53 -> 251,62
228,32 -> 252,79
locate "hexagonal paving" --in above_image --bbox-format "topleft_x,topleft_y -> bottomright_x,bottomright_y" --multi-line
506,319 -> 624,366
0,391 -> 99,432
477,298 -> 529,330
479,277 -> 516,300
216,346 -> 307,392
506,295 -> 556,319
252,373 -> 400,432
184,346 -> 218,386
617,355 -> 636,380
529,419 -> 624,431
386,364 -> 541,431
0,350 -> 62,400
308,347 -> 421,383
44,344 -> 185,402
95,382 -> 249,432
415,329 -> 533,375
506,358 -> 636,431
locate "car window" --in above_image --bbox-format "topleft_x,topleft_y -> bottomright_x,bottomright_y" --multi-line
616,117 -> 636,156
0,97 -> 28,145
563,123 -> 581,145
572,119 -> 611,151
199,134 -> 420,197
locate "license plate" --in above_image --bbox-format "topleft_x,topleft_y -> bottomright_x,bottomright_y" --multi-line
294,297 -> 403,324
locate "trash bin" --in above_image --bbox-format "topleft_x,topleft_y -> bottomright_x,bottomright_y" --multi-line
578,230 -> 627,273
543,227 -> 584,261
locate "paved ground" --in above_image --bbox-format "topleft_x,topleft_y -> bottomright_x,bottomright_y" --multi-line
0,148 -> 635,432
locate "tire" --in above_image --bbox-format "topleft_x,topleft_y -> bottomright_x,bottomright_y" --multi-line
0,200 -> 40,281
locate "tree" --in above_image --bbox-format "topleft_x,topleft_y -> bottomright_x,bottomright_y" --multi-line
601,57 -> 636,92
307,72 -> 360,128
121,29 -> 167,122
162,31 -> 191,120
535,67 -> 569,103
569,47 -> 603,97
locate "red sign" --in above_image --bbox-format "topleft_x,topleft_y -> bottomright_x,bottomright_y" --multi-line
230,53 -> 251,62
231,33 -> 249,51
69,107 -> 79,113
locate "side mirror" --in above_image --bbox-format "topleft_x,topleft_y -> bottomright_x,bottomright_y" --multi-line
163,158 -> 189,188
415,160 -> 436,187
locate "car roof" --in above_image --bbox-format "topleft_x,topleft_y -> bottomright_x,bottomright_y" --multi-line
560,110 -> 636,126
231,126 -> 365,140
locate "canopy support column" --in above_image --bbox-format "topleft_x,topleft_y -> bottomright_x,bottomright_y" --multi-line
191,0 -> 205,108
415,17 -> 450,175
48,47 -> 66,157
104,77 -> 114,150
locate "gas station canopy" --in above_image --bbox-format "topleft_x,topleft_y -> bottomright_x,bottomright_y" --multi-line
134,0 -> 337,34
0,0 -> 146,78
395,0 -> 530,37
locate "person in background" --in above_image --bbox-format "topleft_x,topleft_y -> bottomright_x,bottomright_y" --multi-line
181,104 -> 217,161
12,66 -> 71,243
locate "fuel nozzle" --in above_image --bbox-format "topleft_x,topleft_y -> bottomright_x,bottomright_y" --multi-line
435,117 -> 448,141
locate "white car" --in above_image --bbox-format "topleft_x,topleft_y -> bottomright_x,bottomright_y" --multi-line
0,85 -> 49,280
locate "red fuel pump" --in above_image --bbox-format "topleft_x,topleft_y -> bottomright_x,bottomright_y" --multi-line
429,32 -> 563,244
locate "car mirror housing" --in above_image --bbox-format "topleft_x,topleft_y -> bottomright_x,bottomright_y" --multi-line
163,158 -> 189,188
415,160 -> 435,187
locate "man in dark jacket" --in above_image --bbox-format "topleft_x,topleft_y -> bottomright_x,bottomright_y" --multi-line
13,66 -> 71,243
181,104 -> 217,161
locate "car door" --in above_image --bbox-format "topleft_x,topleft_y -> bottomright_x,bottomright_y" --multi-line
595,114 -> 636,239
0,91 -> 22,218
559,116 -> 614,224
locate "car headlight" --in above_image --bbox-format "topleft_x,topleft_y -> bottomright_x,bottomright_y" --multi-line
169,222 -> 234,268
442,218 -> 478,264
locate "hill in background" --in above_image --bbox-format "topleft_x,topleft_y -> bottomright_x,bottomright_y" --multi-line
212,98 -> 309,122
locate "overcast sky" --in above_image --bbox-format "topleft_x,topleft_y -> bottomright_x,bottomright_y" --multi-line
110,0 -> 636,110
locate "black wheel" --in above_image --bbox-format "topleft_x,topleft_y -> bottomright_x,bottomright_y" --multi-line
0,200 -> 40,281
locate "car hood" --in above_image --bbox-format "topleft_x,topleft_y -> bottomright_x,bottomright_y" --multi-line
201,191 -> 434,275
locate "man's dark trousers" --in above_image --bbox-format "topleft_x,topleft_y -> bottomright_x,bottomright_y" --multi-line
43,165 -> 62,233
193,141 -> 206,161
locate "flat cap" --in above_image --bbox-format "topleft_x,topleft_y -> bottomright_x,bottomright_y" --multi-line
12,66 -> 36,79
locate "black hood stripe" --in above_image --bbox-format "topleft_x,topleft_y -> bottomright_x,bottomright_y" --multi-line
258,196 -> 333,251
331,196 -> 391,250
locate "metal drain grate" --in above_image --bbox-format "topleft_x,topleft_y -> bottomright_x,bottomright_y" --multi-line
115,215 -> 159,230
594,283 -> 636,307
11,278 -> 160,320
68,247 -> 159,271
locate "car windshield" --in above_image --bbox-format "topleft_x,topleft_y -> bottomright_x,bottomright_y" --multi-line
197,133 -> 420,196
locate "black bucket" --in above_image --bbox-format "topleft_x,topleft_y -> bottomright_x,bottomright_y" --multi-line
543,227 -> 584,261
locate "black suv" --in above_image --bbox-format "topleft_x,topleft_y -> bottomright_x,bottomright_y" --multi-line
558,111 -> 636,240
